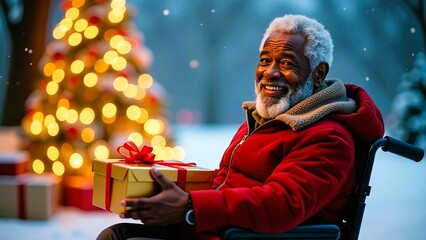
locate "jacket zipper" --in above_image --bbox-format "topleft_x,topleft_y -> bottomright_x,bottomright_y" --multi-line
215,134 -> 248,190
214,118 -> 280,190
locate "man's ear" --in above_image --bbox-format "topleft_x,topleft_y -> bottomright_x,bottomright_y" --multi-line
313,62 -> 329,88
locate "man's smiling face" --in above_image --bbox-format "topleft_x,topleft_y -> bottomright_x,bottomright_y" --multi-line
255,31 -> 313,118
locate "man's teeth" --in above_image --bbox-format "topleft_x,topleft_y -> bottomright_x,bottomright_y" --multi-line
264,85 -> 283,91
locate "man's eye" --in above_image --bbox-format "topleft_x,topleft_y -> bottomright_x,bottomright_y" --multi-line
259,58 -> 269,63
282,60 -> 294,66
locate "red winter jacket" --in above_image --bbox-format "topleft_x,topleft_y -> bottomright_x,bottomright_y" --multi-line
189,80 -> 384,238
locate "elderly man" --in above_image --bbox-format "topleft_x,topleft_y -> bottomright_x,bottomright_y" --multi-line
97,14 -> 384,239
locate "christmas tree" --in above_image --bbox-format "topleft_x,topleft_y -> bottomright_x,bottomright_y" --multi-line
21,0 -> 184,177
389,51 -> 426,149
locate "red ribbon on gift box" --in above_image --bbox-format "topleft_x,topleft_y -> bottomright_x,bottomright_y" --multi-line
0,162 -> 28,175
104,141 -> 196,212
18,181 -> 27,219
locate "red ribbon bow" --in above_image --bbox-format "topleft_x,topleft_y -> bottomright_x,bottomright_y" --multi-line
117,141 -> 156,163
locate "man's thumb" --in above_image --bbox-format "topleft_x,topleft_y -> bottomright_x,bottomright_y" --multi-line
150,166 -> 173,189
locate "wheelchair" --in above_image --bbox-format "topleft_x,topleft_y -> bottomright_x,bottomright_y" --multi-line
222,136 -> 424,240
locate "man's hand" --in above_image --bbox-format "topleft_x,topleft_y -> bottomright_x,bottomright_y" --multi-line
119,167 -> 189,226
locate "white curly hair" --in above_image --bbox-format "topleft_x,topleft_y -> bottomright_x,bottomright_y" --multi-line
259,14 -> 334,71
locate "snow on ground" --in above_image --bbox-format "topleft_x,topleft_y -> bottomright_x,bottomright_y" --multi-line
0,125 -> 424,240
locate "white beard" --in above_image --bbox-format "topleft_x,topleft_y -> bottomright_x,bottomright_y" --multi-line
255,73 -> 314,119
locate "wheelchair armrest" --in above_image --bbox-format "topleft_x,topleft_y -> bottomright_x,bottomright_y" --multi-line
222,224 -> 340,239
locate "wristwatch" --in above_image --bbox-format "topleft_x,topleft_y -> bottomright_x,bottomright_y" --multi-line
185,195 -> 195,225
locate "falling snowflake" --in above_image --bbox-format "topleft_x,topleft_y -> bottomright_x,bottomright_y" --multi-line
163,9 -> 170,16
189,60 -> 199,69
410,27 -> 416,34
211,9 -> 215,13
363,48 -> 367,52
365,76 -> 370,81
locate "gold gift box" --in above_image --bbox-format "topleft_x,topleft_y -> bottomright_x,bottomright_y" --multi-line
0,173 -> 61,220
92,159 -> 214,213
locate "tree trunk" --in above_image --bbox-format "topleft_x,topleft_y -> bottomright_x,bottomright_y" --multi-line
1,0 -> 51,126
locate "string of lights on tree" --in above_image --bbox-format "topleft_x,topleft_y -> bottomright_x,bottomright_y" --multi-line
21,0 -> 185,177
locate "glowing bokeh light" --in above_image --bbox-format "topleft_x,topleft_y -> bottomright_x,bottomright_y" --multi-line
173,146 -> 186,161
103,50 -> 118,64
144,119 -> 163,135
47,122 -> 60,136
68,32 -> 83,46
74,18 -> 88,32
134,87 -> 146,100
94,59 -> 109,73
126,105 -> 141,120
53,26 -> 67,39
43,62 -> 56,76
65,7 -> 80,20
94,144 -> 109,159
123,83 -> 137,98
135,108 -> 149,123
52,161 -> 65,176
59,18 -> 73,31
128,132 -> 143,146
46,81 -> 59,95
56,106 -> 68,121
116,41 -> 131,54
84,25 -> 99,39
102,103 -> 117,119
58,98 -> 70,108
80,107 -> 95,125
44,115 -> 56,127
72,0 -> 85,8
83,72 -> 98,87
47,146 -> 60,161
66,109 -> 79,124
69,152 -> 84,169
108,10 -> 124,23
33,112 -> 44,122
52,69 -> 65,83
151,135 -> 166,148
30,120 -> 43,135
33,159 -> 45,174
138,74 -> 153,89
111,56 -> 127,71
70,59 -> 85,74
82,127 -> 95,143
113,76 -> 128,91
110,35 -> 124,49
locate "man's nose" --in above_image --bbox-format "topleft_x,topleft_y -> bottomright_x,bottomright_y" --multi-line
265,63 -> 281,79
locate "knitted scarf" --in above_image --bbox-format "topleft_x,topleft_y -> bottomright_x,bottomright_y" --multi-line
243,79 -> 357,131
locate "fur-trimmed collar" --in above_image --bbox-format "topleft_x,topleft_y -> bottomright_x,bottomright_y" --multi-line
242,79 -> 357,131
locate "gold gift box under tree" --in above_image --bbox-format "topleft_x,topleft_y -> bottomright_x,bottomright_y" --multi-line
92,159 -> 214,214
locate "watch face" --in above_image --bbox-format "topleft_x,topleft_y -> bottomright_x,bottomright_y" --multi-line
186,209 -> 195,225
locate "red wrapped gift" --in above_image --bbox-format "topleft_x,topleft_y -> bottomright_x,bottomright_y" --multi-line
0,151 -> 29,176
62,175 -> 102,211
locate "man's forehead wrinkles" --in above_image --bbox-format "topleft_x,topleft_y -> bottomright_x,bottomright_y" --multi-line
264,40 -> 298,50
